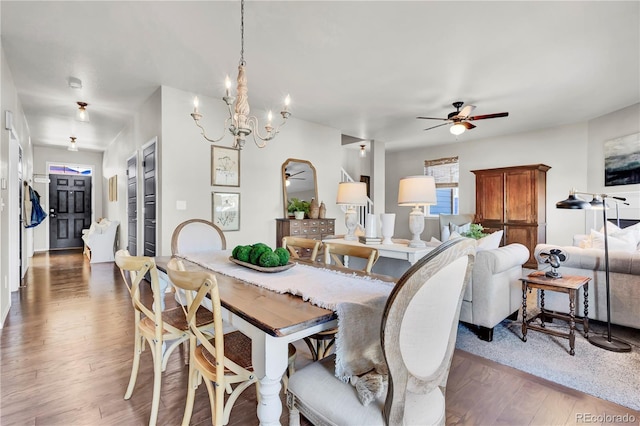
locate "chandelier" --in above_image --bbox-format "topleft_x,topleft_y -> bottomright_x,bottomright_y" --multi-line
190,0 -> 291,149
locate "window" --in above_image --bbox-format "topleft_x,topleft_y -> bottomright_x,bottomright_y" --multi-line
424,156 -> 459,216
48,164 -> 92,175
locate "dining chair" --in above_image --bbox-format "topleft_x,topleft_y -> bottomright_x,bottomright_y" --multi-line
323,242 -> 379,273
171,218 -> 226,256
282,236 -> 322,262
115,250 -> 215,426
303,243 -> 380,361
166,258 -> 258,426
287,238 -> 476,426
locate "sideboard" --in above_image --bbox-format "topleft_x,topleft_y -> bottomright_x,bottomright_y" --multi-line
275,218 -> 336,247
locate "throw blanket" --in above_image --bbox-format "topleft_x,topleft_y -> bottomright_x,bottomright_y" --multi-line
182,251 -> 394,402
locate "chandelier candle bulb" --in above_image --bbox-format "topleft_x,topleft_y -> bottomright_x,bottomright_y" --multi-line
193,96 -> 199,113
225,75 -> 232,97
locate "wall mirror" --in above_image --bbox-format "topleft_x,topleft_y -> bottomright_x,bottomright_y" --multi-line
281,158 -> 318,218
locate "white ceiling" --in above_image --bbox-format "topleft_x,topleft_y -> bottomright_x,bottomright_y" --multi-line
2,1 -> 638,153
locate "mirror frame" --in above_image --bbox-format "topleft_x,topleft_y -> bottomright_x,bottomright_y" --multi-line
281,158 -> 318,218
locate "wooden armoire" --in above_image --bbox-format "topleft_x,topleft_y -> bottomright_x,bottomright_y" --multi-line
472,164 -> 550,268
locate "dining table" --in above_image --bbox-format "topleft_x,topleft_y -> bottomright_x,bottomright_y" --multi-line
155,252 -> 396,426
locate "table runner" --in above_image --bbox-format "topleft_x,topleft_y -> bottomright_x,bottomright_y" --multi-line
181,250 -> 394,398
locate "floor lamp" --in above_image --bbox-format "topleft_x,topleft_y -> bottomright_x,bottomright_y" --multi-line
556,190 -> 631,352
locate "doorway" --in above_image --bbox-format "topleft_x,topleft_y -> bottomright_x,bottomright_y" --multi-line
48,174 -> 92,249
142,139 -> 157,256
126,153 -> 138,255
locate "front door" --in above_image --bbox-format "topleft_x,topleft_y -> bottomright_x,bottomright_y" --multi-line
49,174 -> 92,249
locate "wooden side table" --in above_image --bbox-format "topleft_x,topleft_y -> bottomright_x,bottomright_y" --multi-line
520,271 -> 591,355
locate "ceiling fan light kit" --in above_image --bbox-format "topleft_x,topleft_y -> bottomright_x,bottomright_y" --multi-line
418,101 -> 508,135
68,136 -> 78,151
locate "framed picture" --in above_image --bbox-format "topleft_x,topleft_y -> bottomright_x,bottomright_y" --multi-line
604,132 -> 640,186
212,192 -> 240,231
211,145 -> 240,187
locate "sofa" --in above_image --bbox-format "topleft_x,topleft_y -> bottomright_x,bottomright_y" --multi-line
438,214 -> 530,341
82,219 -> 120,263
535,225 -> 640,330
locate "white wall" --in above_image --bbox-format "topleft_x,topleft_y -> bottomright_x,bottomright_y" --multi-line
385,103 -> 639,247
1,44 -> 34,326
386,122 -> 589,246
101,85 -> 344,256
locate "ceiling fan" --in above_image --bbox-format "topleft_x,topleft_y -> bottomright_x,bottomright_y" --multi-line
285,169 -> 306,186
417,101 -> 509,135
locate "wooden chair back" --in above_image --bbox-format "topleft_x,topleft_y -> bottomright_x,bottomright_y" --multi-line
171,219 -> 226,256
282,236 -> 322,261
323,242 -> 379,273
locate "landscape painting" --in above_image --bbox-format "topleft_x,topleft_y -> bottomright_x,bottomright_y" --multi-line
604,132 -> 640,186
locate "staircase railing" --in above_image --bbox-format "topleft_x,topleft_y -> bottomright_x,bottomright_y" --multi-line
340,168 -> 373,229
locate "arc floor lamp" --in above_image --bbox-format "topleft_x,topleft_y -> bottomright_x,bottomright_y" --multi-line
556,190 -> 631,352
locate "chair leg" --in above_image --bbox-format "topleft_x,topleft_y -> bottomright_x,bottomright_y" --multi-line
181,340 -> 198,426
125,334 -> 143,399
289,405 -> 301,426
303,337 -> 319,361
149,339 -> 164,426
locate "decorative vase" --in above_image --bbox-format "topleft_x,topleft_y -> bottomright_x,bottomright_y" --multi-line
319,201 -> 326,219
309,198 -> 319,219
380,213 -> 396,245
294,211 -> 305,220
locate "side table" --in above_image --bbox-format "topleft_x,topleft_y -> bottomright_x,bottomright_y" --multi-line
520,271 -> 591,355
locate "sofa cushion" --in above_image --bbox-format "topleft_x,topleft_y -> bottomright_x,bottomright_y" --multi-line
588,229 -> 637,252
477,230 -> 504,251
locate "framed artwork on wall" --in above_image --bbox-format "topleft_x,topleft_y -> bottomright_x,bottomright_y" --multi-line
211,145 -> 240,187
212,192 -> 240,231
605,132 -> 640,186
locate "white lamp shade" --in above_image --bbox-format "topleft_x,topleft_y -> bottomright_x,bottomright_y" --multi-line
398,176 -> 437,206
336,182 -> 368,205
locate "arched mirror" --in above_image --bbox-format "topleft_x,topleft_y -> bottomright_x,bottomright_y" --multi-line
282,158 -> 318,218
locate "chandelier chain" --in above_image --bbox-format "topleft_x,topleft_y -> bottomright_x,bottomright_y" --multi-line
240,0 -> 245,66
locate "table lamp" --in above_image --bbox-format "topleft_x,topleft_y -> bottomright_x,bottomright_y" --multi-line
556,189 -> 631,352
398,176 -> 436,248
336,182 -> 368,241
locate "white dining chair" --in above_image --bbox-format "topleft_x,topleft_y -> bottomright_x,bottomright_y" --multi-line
286,237 -> 476,426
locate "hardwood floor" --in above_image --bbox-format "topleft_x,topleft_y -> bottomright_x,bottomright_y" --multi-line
1,250 -> 637,425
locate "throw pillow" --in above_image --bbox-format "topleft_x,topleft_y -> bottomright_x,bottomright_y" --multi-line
589,229 -> 636,252
441,226 -> 451,241
610,223 -> 640,250
425,237 -> 442,247
477,230 -> 504,251
449,222 -> 471,235
448,231 -> 462,240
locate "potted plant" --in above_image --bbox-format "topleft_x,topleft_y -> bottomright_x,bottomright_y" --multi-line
288,198 -> 310,219
461,223 -> 489,239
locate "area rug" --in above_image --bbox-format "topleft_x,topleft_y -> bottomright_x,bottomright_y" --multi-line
455,316 -> 640,410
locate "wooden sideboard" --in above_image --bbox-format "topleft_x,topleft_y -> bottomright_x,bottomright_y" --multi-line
472,164 -> 550,268
275,218 -> 336,247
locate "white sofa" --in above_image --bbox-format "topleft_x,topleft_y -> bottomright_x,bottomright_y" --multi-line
82,219 -> 120,263
438,214 -> 530,341
535,226 -> 640,330
459,243 -> 530,341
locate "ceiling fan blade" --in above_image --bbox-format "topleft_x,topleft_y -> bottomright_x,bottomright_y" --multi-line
288,170 -> 305,177
462,121 -> 476,130
467,112 -> 509,121
424,123 -> 449,131
416,116 -> 448,121
459,105 -> 476,118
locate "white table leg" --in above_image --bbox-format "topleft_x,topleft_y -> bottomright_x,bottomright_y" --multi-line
252,333 -> 288,426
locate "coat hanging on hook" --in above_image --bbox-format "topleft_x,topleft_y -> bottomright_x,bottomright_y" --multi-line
23,182 -> 47,228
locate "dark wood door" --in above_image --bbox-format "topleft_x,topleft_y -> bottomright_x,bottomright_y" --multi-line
505,169 -> 535,223
49,174 -> 92,249
127,154 -> 138,255
474,171 -> 504,223
143,143 -> 156,257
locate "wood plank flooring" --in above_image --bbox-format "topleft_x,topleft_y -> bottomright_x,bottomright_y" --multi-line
1,250 -> 638,425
